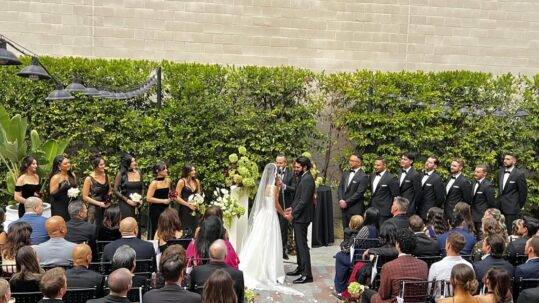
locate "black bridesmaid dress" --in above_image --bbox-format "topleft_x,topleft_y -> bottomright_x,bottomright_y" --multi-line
88,176 -> 110,227
15,183 -> 41,218
148,187 -> 169,240
119,180 -> 143,219
50,180 -> 73,222
177,183 -> 199,234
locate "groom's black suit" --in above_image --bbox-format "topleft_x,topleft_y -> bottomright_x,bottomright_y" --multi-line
278,167 -> 296,256
290,170 -> 315,279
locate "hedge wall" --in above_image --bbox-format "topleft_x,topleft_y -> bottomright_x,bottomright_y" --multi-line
0,57 -> 537,210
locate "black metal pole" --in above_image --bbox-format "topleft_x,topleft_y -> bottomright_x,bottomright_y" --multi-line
156,67 -> 162,107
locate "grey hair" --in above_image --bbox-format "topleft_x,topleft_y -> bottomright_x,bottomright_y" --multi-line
394,196 -> 410,212
24,197 -> 43,211
68,200 -> 85,217
112,245 -> 136,272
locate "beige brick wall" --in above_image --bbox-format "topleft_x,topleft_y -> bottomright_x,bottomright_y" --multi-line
1,0 -> 537,74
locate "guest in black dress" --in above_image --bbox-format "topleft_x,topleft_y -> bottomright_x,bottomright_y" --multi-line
175,164 -> 202,234
147,162 -> 173,240
14,156 -> 41,218
113,154 -> 144,219
49,155 -> 77,222
82,155 -> 112,227
9,246 -> 44,292
97,206 -> 122,241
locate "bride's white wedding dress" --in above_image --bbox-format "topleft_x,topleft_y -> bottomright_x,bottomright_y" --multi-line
239,163 -> 303,296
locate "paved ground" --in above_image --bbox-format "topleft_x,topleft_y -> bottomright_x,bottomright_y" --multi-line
256,243 -> 341,303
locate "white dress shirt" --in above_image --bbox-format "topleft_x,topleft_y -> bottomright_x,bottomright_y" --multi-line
428,255 -> 473,295
474,178 -> 484,196
372,170 -> 385,192
446,173 -> 461,194
502,166 -> 513,191
347,168 -> 359,187
399,167 -> 410,186
422,171 -> 432,186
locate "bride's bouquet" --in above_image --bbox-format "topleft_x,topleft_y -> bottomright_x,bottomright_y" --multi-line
210,188 -> 245,228
67,187 -> 80,200
188,193 -> 206,216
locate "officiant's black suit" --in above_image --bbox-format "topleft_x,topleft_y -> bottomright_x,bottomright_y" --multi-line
337,168 -> 369,230
291,170 -> 315,279
278,167 -> 296,256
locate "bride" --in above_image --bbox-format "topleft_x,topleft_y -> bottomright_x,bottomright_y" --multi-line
239,163 -> 303,296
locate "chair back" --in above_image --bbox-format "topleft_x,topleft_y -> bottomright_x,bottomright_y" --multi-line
64,287 -> 97,303
11,291 -> 42,303
518,278 -> 539,293
166,238 -> 192,250
398,279 -> 435,303
351,238 -> 380,264
416,255 -> 443,268
0,263 -> 17,278
97,240 -> 112,258
89,261 -> 112,275
127,286 -> 144,303
135,258 -> 155,273
507,254 -> 528,267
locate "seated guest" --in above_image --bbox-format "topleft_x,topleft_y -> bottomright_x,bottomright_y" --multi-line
474,268 -> 512,303
143,245 -> 201,303
65,200 -> 97,245
333,207 -> 379,297
428,232 -> 473,295
517,286 -> 539,303
1,222 -> 32,273
33,216 -> 76,266
65,244 -> 104,293
151,245 -> 184,289
409,215 -> 440,256
38,267 -> 67,303
385,197 -> 410,230
12,197 -> 48,244
202,269 -> 237,303
437,264 -> 479,303
437,213 -> 476,255
196,206 -> 227,239
102,217 -> 155,262
453,202 -> 476,237
97,206 -> 122,242
473,234 -> 513,289
87,268 -> 132,303
508,217 -> 539,256
362,222 -> 399,259
510,218 -> 525,242
515,235 -> 539,280
154,208 -> 184,253
9,246 -> 44,292
343,215 -> 363,243
112,245 -> 147,288
190,240 -> 244,302
0,278 -> 11,303
472,217 -> 506,261
425,207 -> 448,238
187,216 -> 239,269
483,208 -> 508,239
363,229 -> 428,303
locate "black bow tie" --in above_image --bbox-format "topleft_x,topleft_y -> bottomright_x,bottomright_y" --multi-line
504,170 -> 511,174
451,176 -> 456,179
401,169 -> 407,174
350,169 -> 356,173
424,172 -> 430,176
376,172 -> 381,176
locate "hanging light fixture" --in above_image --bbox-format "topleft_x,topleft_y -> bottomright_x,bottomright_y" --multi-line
17,57 -> 51,80
83,87 -> 101,96
45,84 -> 74,101
65,75 -> 87,93
0,39 -> 21,65
514,108 -> 528,118
492,109 -> 506,117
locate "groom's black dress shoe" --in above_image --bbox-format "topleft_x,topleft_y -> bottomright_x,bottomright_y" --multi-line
286,268 -> 301,276
292,275 -> 313,284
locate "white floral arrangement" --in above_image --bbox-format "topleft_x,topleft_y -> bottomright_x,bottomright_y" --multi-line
225,146 -> 260,196
67,187 -> 80,199
129,192 -> 142,204
211,188 -> 245,228
188,193 -> 206,216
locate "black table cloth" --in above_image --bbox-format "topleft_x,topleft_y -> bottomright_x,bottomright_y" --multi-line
312,185 -> 334,247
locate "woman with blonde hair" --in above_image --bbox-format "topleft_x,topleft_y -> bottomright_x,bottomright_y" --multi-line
472,217 -> 507,261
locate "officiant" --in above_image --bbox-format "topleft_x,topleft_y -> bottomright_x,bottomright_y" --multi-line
275,155 -> 296,260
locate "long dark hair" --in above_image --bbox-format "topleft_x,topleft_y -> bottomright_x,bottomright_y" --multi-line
157,208 -> 182,242
49,155 -> 77,186
485,268 -> 512,303
295,156 -> 312,171
117,153 -> 135,189
454,202 -> 476,235
202,269 -> 237,303
20,156 -> 37,174
196,216 -> 223,259
14,246 -> 43,281
378,222 -> 398,246
103,206 -> 121,229
181,164 -> 195,179
89,154 -> 104,170
3,222 -> 32,260
427,207 -> 448,235
152,162 -> 167,178
363,207 -> 380,230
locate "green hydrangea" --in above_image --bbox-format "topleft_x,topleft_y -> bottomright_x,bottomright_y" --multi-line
233,174 -> 243,184
228,153 -> 239,163
237,166 -> 249,176
302,151 -> 312,158
238,146 -> 247,155
242,177 -> 255,187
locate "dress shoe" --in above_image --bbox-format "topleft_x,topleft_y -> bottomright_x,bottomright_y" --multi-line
292,275 -> 313,284
286,268 -> 301,276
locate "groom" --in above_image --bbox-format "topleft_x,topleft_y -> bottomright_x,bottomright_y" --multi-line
284,156 -> 315,284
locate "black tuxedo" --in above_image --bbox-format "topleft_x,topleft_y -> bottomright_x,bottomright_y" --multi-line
277,167 -> 296,255
189,261 -> 244,302
398,167 -> 422,216
369,171 -> 399,222
517,286 -> 539,303
66,266 -> 104,296
473,256 -> 514,289
37,299 -> 63,303
413,233 -> 440,256
337,168 -> 369,230
291,171 -> 315,278
417,171 -> 445,220
497,167 -> 527,230
470,179 -> 496,223
102,237 -> 156,268
143,284 -> 201,303
88,295 -> 131,303
444,174 -> 472,219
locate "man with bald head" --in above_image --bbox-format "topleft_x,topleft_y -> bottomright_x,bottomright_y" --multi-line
190,239 -> 244,302
102,217 -> 156,264
12,196 -> 48,244
33,216 -> 76,266
65,244 -> 104,294
87,268 -> 132,303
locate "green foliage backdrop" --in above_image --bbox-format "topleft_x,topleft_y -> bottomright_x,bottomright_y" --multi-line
0,57 -> 537,211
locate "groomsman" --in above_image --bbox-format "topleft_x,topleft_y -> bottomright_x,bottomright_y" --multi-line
398,152 -> 422,216
417,156 -> 445,220
275,155 -> 296,260
471,164 -> 496,235
337,154 -> 369,231
444,158 -> 472,219
497,153 -> 527,231
370,156 -> 399,224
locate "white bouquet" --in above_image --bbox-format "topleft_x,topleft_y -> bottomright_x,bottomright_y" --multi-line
211,187 -> 245,228
67,187 -> 80,199
188,193 -> 206,216
129,192 -> 143,204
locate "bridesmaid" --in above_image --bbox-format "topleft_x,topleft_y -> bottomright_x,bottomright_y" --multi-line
175,164 -> 202,233
49,155 -> 77,222
146,162 -> 172,240
113,154 -> 144,219
82,155 -> 112,226
14,156 -> 41,218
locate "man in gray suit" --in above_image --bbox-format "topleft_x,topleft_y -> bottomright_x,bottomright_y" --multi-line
33,216 -> 76,266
